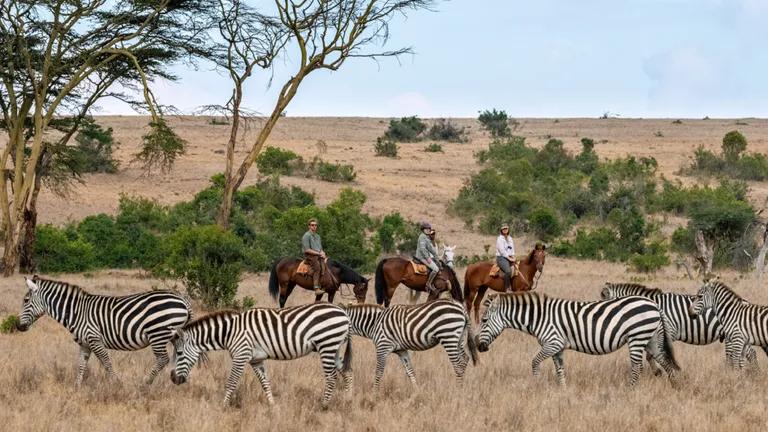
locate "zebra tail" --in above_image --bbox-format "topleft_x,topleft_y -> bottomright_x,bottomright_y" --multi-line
342,335 -> 353,373
374,259 -> 387,305
465,316 -> 479,366
659,310 -> 680,372
268,259 -> 280,302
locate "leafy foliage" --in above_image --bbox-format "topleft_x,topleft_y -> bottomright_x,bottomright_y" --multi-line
135,119 -> 187,174
256,147 -> 302,175
425,119 -> 469,143
0,315 -> 20,334
383,116 -> 427,142
374,137 -> 399,157
477,109 -> 513,138
424,143 -> 443,153
682,131 -> 768,181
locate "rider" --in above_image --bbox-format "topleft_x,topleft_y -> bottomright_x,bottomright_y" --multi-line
415,221 -> 440,294
302,218 -> 326,295
496,223 -> 516,292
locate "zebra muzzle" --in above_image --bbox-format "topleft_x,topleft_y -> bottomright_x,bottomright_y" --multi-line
477,341 -> 489,352
15,322 -> 29,332
170,370 -> 186,385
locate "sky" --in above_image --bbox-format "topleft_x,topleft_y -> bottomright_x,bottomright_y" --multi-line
97,0 -> 768,118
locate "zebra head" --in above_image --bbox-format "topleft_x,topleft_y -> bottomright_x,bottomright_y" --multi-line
689,282 -> 715,317
17,277 -> 46,332
476,296 -> 506,352
600,282 -> 618,300
170,328 -> 201,385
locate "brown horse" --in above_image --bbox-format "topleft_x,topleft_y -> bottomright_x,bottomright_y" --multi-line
268,257 -> 369,308
463,244 -> 547,322
374,257 -> 463,307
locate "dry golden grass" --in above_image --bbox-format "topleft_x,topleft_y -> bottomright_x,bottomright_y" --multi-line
2,263 -> 768,431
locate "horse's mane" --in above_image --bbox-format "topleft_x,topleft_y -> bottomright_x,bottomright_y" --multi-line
329,259 -> 366,283
183,310 -> 238,329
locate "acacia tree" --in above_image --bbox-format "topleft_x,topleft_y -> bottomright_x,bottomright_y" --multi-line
0,0 -> 211,275
214,0 -> 432,228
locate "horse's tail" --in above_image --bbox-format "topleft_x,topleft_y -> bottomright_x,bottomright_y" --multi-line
464,315 -> 479,366
268,259 -> 281,303
445,265 -> 463,303
375,259 -> 388,305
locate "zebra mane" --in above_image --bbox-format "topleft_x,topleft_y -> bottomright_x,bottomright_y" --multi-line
183,310 -> 239,329
707,281 -> 743,301
606,282 -> 661,294
32,276 -> 88,294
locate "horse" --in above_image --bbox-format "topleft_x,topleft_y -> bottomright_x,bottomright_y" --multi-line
408,244 -> 456,304
463,243 -> 547,322
268,257 -> 369,308
374,253 -> 463,308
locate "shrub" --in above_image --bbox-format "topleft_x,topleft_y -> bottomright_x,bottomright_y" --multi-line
135,119 -> 186,173
575,138 -> 599,174
734,153 -> 768,181
377,212 -> 418,253
307,158 -> 356,182
689,145 -> 725,174
155,225 -> 245,308
256,146 -> 302,175
70,118 -> 119,173
35,224 -> 96,272
478,109 -> 511,137
426,119 -> 468,143
383,116 -> 427,142
722,130 -> 747,163
240,296 -> 256,310
529,207 -> 562,240
629,241 -> 670,273
374,137 -> 398,157
424,143 -> 443,153
0,315 -> 20,334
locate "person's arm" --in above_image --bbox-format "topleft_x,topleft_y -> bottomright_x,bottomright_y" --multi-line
508,238 -> 516,260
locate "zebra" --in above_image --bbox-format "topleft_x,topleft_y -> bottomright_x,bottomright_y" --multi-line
689,280 -> 768,370
170,302 -> 352,406
16,275 -> 193,386
476,292 -> 680,386
339,300 -> 478,390
601,282 -> 758,372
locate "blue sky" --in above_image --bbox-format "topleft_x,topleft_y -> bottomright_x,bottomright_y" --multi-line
99,0 -> 768,118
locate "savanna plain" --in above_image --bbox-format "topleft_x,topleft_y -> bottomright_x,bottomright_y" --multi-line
1,117 -> 768,431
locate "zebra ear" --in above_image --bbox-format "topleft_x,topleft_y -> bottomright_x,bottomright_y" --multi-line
170,328 -> 183,340
25,277 -> 39,292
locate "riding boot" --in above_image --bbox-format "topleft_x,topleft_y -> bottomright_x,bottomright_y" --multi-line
426,271 -> 439,295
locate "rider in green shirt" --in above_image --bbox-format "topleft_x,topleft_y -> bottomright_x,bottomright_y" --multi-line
415,221 -> 440,294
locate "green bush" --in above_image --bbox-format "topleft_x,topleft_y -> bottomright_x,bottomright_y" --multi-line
426,119 -> 468,143
155,225 -> 245,308
135,119 -> 186,173
734,153 -> 768,181
529,207 -> 562,240
478,109 -> 511,137
0,315 -> 20,334
629,241 -> 670,273
256,146 -> 302,175
306,158 -> 356,182
376,212 -> 418,253
70,118 -> 120,173
424,143 -> 443,153
383,116 -> 427,142
35,224 -> 96,273
374,137 -> 399,157
722,130 -> 747,163
575,138 -> 599,174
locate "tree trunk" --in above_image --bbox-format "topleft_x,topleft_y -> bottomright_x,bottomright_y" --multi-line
754,225 -> 768,285
694,230 -> 714,276
2,222 -> 21,276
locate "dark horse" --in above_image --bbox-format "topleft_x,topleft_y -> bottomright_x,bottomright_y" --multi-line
463,243 -> 547,322
268,257 -> 369,308
374,257 -> 463,307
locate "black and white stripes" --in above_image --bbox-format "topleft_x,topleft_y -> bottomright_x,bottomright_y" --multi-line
17,276 -> 192,385
170,302 -> 352,406
689,281 -> 768,369
341,300 -> 478,390
476,292 -> 680,385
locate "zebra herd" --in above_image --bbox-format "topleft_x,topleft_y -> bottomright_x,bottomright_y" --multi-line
12,274 -> 768,407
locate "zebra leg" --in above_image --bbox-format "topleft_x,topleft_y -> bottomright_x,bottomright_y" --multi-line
373,342 -> 393,392
396,350 -> 417,385
250,361 -> 275,405
628,344 -> 645,386
75,344 -> 91,387
552,351 -> 566,386
744,345 -> 759,374
89,340 -> 118,381
442,338 -> 468,382
223,355 -> 249,406
725,336 -> 747,370
531,341 -> 562,380
645,351 -> 663,377
145,336 -> 171,385
319,348 -> 339,407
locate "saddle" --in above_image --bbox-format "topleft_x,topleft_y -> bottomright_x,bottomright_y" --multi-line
490,263 -> 518,278
295,261 -> 312,275
410,260 -> 429,275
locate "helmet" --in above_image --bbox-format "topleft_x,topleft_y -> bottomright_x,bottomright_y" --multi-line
420,221 -> 432,230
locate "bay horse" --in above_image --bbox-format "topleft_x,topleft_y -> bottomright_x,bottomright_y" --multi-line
268,257 -> 369,308
463,243 -> 547,322
374,257 -> 463,307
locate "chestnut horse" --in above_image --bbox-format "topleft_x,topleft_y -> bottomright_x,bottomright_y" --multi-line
463,244 -> 547,322
268,257 -> 369,308
374,257 -> 463,307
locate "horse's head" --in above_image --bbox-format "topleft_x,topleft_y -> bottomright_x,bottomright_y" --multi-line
532,242 -> 547,272
442,244 -> 456,269
353,278 -> 370,304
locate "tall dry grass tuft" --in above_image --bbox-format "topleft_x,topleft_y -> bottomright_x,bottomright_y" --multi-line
1,265 -> 767,431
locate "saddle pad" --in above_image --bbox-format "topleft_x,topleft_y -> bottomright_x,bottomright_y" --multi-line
410,261 -> 428,275
489,264 -> 500,278
296,261 -> 311,275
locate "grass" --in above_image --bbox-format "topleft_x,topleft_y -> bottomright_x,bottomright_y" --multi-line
0,265 -> 767,431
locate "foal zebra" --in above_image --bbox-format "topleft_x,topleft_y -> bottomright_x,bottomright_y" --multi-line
16,276 -> 193,385
170,302 -> 352,406
601,282 -> 758,372
476,292 -> 680,386
340,300 -> 478,390
689,281 -> 768,370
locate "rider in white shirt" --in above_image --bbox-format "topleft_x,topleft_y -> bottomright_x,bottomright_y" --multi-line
495,223 -> 516,292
